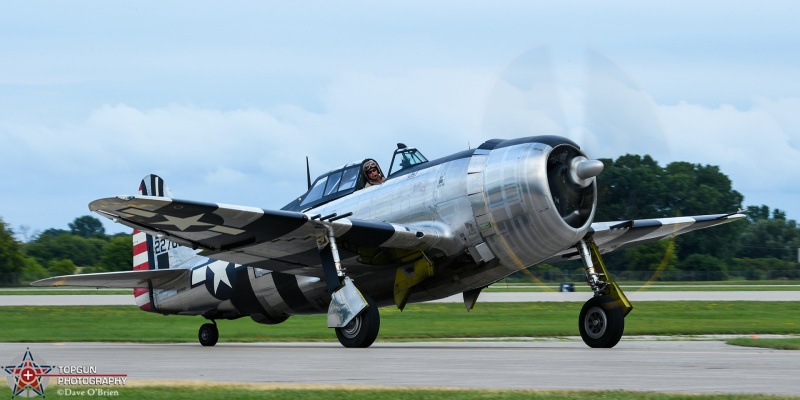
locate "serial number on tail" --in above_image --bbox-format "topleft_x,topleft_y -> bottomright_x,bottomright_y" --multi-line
153,238 -> 180,254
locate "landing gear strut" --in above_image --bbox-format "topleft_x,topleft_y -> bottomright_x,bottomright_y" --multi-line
576,239 -> 632,348
315,218 -> 380,348
198,321 -> 219,346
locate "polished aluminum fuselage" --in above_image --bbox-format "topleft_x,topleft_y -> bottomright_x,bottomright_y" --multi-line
303,138 -> 595,306
150,137 -> 596,320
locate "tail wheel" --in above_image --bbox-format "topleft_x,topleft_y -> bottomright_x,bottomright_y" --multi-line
199,322 -> 219,347
335,296 -> 380,348
579,295 -> 624,348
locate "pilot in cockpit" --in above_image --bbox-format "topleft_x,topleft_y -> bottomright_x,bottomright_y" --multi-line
363,160 -> 385,188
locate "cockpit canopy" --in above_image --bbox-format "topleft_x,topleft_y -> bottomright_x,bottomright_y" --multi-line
387,143 -> 428,177
283,144 -> 429,212
285,161 -> 364,211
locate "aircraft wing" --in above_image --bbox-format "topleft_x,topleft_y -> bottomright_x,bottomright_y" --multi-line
544,213 -> 746,263
31,269 -> 187,288
88,196 -> 453,276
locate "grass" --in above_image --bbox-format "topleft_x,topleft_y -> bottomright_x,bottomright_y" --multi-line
0,288 -> 131,295
726,337 -> 800,350
40,384 -> 800,400
0,301 -> 798,343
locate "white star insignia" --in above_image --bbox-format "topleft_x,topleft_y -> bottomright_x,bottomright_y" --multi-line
154,214 -> 213,231
208,262 -> 232,294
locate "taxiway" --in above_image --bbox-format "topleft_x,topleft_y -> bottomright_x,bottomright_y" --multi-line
2,341 -> 797,396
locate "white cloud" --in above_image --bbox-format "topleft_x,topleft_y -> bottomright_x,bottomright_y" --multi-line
659,98 -> 800,195
4,63 -> 800,237
0,68 -> 497,234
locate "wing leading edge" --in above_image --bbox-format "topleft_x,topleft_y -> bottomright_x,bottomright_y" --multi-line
88,196 -> 454,275
544,213 -> 746,263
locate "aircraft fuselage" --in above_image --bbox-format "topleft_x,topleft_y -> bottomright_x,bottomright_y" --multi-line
148,136 -> 598,323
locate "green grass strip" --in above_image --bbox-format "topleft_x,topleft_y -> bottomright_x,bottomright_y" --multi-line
0,301 -> 798,343
44,384 -> 800,400
726,337 -> 800,350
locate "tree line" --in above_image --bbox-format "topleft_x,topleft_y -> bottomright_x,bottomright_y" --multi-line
0,216 -> 131,286
588,155 -> 799,281
1,153 -> 799,286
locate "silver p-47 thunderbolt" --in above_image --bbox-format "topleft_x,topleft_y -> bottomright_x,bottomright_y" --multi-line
34,136 -> 744,348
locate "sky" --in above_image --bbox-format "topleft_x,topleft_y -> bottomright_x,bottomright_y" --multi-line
1,1 -> 799,239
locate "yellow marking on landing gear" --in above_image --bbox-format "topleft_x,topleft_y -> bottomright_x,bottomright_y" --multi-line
587,239 -> 633,316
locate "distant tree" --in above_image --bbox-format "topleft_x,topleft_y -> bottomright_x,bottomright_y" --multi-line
596,154 -> 666,221
623,240 -> 678,271
0,218 -> 25,285
746,205 -> 771,222
661,161 -> 744,260
20,258 -> 49,283
596,155 -> 745,265
69,215 -> 106,239
681,254 -> 728,281
95,236 -> 132,272
731,257 -> 799,280
47,259 -> 77,276
737,207 -> 800,262
37,228 -> 69,238
25,234 -> 105,268
15,225 -> 38,243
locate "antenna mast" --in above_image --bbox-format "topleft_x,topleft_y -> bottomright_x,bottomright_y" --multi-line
306,157 -> 312,190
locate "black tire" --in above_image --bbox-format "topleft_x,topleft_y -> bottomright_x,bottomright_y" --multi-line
335,296 -> 380,348
199,323 -> 219,347
579,295 -> 624,348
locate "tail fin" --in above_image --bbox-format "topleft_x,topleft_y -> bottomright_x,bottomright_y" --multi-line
132,174 -> 179,311
139,174 -> 173,198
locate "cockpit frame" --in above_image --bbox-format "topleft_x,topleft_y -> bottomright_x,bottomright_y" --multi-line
283,159 -> 376,212
283,144 -> 430,212
387,144 -> 428,177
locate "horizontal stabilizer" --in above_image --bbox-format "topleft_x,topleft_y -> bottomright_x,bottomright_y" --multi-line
31,269 -> 187,288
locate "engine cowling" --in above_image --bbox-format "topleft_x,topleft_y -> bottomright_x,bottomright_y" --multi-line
475,136 -> 600,270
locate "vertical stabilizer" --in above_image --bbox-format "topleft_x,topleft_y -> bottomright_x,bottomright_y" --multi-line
132,174 -> 173,311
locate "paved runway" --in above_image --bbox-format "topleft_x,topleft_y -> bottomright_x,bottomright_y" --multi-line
3,290 -> 800,306
2,341 -> 797,396
3,292 -> 798,395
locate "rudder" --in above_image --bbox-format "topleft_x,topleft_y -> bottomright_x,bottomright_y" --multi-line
132,174 -> 174,311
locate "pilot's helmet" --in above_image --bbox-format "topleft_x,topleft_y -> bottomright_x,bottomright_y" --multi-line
363,160 -> 378,174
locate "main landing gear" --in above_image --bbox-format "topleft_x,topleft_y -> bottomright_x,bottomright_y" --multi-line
576,239 -> 633,348
334,294 -> 380,348
198,321 -> 219,346
315,215 -> 381,348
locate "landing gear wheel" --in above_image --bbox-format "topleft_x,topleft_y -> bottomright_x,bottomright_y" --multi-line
335,296 -> 380,348
199,322 -> 219,347
579,295 -> 624,348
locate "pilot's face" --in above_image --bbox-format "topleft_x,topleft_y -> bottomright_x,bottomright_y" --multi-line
367,167 -> 380,180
